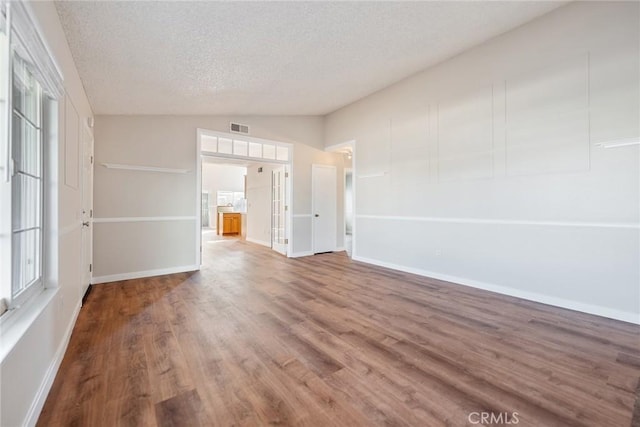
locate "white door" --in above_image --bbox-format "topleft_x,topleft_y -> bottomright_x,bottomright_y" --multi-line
80,127 -> 94,297
271,166 -> 287,255
312,164 -> 337,254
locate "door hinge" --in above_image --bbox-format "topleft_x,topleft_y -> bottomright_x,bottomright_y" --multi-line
90,209 -> 93,218
89,263 -> 92,272
91,156 -> 94,164
285,172 -> 289,178
285,205 -> 288,211
284,238 -> 288,244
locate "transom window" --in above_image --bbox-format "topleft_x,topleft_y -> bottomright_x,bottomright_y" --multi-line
200,130 -> 290,163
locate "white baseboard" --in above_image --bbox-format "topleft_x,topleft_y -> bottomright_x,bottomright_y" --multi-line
334,247 -> 346,252
245,237 -> 271,248
289,251 -> 314,258
25,299 -> 82,427
91,264 -> 199,284
352,255 -> 640,325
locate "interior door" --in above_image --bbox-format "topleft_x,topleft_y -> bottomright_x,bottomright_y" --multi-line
80,126 -> 94,297
271,166 -> 287,255
312,164 -> 337,254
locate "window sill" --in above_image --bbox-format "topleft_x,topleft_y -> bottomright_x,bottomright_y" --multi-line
0,287 -> 58,364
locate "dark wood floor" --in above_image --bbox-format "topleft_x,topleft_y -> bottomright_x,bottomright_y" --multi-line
38,240 -> 640,426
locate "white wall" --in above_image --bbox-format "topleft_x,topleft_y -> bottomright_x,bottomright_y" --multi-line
201,163 -> 246,227
0,2 -> 93,426
325,1 -> 640,323
92,116 -> 197,282
246,164 -> 277,247
93,115 -> 343,280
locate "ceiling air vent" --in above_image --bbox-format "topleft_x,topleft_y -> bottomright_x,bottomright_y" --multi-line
230,122 -> 250,135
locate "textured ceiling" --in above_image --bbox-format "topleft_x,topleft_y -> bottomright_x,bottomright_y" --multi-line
55,1 -> 565,116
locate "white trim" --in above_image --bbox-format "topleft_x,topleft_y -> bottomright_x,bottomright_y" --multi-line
352,255 -> 640,325
196,129 -> 203,268
334,246 -> 346,252
101,163 -> 189,174
245,237 -> 271,248
289,251 -> 314,258
91,265 -> 199,284
201,150 -> 289,165
11,1 -> 64,97
24,299 -> 81,427
93,216 -> 196,224
20,2 -> 64,83
292,214 -> 312,218
352,145 -> 357,258
355,214 -> 639,230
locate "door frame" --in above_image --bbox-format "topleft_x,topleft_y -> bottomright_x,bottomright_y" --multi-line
195,128 -> 293,265
325,140 -> 356,257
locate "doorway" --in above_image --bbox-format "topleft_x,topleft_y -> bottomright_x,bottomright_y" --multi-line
201,161 -> 247,245
325,140 -> 355,258
196,129 -> 292,265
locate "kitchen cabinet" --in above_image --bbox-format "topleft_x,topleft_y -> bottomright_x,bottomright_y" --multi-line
218,212 -> 241,235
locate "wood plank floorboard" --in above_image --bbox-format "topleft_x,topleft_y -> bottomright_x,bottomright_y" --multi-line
37,240 -> 640,426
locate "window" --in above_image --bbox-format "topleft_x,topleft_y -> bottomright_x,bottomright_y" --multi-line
198,131 -> 290,164
11,54 -> 43,302
0,1 -> 63,315
216,190 -> 245,207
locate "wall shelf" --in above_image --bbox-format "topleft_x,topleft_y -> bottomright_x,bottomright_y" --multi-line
101,163 -> 190,174
358,171 -> 388,179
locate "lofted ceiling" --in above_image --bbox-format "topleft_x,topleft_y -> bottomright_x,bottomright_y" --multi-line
55,1 -> 566,116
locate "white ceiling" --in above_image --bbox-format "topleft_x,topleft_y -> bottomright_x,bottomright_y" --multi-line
55,1 -> 565,116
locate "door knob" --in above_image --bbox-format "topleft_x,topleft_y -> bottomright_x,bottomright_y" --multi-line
314,214 -> 319,217
82,222 -> 90,227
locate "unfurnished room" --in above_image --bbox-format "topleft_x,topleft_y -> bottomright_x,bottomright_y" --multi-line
0,1 -> 639,426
